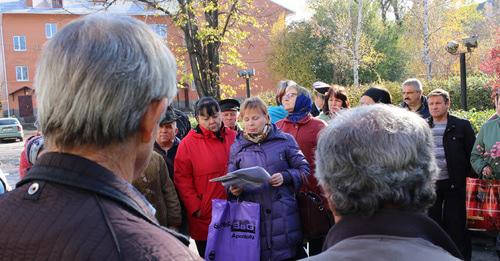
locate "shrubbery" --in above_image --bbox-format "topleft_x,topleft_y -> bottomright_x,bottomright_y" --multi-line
344,74 -> 495,110
452,109 -> 496,133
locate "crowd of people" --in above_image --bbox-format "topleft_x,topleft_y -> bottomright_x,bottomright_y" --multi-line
0,14 -> 498,261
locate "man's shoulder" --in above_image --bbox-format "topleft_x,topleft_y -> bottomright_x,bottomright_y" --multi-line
448,115 -> 473,129
117,218 -> 199,260
305,235 -> 459,261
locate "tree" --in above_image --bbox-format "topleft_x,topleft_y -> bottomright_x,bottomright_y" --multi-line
311,0 -> 383,86
106,0 -> 260,99
267,18 -> 332,87
422,0 -> 432,80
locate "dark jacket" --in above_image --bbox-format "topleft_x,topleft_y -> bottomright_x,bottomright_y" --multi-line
228,124 -> 309,261
173,108 -> 192,140
428,114 -> 476,189
0,152 -> 200,260
401,96 -> 430,119
154,138 -> 180,181
132,151 -> 182,228
305,209 -> 462,260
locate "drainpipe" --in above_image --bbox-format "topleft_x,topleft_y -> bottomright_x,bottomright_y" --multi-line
0,16 -> 11,117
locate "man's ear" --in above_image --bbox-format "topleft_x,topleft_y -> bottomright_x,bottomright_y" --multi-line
139,98 -> 168,143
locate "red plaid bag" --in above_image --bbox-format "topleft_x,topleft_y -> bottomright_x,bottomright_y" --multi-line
465,177 -> 500,231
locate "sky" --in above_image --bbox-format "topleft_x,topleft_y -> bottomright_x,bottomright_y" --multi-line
272,0 -> 312,21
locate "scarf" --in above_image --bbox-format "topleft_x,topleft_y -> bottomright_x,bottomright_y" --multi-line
243,124 -> 271,144
287,94 -> 312,123
323,208 -> 463,259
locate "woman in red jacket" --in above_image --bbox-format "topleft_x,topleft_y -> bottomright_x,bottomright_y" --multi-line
174,97 -> 237,257
276,84 -> 328,256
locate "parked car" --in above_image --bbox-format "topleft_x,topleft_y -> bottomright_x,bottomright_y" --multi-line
0,118 -> 24,142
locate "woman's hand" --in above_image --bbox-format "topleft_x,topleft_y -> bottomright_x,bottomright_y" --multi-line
270,173 -> 284,187
482,165 -> 493,178
230,185 -> 243,196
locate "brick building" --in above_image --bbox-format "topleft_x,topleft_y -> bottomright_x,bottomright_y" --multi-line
0,0 -> 291,123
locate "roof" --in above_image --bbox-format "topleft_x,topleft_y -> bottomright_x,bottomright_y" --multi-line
0,0 -> 294,16
9,86 -> 32,95
0,0 -> 171,15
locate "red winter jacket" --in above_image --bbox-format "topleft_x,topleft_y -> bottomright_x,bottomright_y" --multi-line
174,126 -> 236,240
276,115 -> 326,195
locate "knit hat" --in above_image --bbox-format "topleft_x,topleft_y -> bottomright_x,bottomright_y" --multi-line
362,87 -> 392,104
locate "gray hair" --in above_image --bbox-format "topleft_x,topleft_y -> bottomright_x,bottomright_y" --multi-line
402,78 -> 423,92
35,14 -> 177,148
315,105 -> 437,216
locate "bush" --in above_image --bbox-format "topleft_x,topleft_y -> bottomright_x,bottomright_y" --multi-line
344,74 -> 495,110
426,74 -> 495,111
451,109 -> 496,133
345,81 -> 403,106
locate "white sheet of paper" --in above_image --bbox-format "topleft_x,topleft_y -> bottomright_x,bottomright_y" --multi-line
210,166 -> 271,189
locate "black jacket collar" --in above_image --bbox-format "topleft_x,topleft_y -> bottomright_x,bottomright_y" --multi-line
323,208 -> 462,259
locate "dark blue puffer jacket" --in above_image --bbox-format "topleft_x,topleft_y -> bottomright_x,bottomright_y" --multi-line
227,124 -> 310,261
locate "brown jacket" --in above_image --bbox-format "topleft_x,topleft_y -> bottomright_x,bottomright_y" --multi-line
133,151 -> 182,228
0,152 -> 200,261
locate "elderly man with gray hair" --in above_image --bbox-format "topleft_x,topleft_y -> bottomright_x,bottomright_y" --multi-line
401,78 -> 430,118
305,105 -> 462,260
0,15 -> 200,260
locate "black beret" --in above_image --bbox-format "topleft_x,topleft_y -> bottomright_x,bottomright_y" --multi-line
160,106 -> 178,124
219,98 -> 240,111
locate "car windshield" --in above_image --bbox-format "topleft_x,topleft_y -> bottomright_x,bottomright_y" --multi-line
0,119 -> 18,125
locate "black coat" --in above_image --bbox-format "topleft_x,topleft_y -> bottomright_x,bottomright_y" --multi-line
428,114 -> 476,189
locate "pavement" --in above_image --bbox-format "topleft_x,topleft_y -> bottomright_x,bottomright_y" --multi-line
0,130 -> 497,260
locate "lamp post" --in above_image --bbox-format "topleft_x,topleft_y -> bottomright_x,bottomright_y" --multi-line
445,36 -> 478,111
238,69 -> 255,98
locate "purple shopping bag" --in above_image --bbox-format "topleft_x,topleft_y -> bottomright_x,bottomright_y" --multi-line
205,199 -> 260,261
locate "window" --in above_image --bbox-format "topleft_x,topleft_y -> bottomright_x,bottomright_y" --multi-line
16,66 -> 28,81
13,36 -> 26,51
45,23 -> 57,38
149,24 -> 167,38
51,0 -> 62,8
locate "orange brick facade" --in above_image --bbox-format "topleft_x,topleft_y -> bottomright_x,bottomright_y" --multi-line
0,1 -> 289,122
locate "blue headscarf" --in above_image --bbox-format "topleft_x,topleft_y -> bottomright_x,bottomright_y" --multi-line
287,93 -> 312,123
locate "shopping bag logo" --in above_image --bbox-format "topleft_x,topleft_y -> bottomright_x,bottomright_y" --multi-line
231,220 -> 256,233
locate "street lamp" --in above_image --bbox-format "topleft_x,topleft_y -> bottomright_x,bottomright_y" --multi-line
445,35 -> 478,111
238,69 -> 255,98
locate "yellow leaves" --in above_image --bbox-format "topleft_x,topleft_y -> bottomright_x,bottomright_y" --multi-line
220,83 -> 237,99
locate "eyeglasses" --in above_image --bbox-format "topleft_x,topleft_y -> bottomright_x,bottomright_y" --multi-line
284,93 -> 298,99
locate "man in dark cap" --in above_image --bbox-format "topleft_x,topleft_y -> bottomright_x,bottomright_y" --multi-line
312,81 -> 331,117
219,98 -> 242,132
154,105 -> 190,236
360,86 -> 392,105
155,106 -> 180,180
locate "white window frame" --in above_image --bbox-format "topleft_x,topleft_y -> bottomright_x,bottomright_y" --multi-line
149,24 -> 167,38
45,23 -> 57,39
13,36 -> 26,51
15,66 -> 29,82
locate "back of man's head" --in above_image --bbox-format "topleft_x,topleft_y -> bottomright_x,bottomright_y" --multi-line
35,14 -> 177,149
315,105 -> 437,217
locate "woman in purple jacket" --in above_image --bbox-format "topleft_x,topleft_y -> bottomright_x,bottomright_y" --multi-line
228,97 -> 310,261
